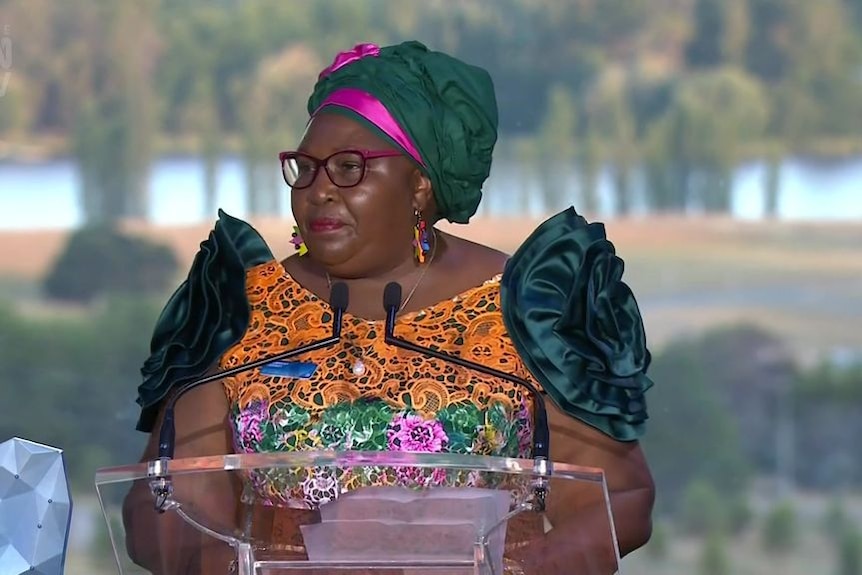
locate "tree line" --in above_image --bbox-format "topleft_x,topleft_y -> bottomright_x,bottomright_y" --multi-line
1,0 -> 861,223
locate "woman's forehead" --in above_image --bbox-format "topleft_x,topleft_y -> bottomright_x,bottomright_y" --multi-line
299,112 -> 395,154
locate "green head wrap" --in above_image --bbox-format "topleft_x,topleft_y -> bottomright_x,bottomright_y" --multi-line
307,41 -> 498,224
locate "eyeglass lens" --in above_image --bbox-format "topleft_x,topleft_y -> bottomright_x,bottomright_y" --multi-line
283,151 -> 366,189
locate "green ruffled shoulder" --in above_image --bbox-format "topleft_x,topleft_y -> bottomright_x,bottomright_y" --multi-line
135,210 -> 274,432
500,208 -> 654,442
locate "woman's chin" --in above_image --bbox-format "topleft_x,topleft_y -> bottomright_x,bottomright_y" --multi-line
305,235 -> 353,259
306,245 -> 359,273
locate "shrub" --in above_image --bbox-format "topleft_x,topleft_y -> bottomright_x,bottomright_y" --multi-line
43,226 -> 178,303
838,524 -> 862,575
644,519 -> 670,560
823,497 -> 852,544
680,480 -> 727,537
0,298 -> 158,492
699,531 -> 730,575
726,494 -> 754,535
641,333 -> 752,514
762,500 -> 797,553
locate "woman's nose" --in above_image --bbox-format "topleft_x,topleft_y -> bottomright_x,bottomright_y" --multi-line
305,168 -> 339,204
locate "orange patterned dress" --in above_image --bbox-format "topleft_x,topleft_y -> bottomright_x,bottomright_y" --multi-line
219,260 -> 537,508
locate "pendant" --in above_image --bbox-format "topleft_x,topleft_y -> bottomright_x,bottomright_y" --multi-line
352,359 -> 366,376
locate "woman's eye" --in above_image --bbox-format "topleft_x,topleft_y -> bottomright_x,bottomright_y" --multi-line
296,161 -> 316,173
337,161 -> 362,171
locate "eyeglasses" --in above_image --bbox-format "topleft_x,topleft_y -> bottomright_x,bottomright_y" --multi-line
279,149 -> 403,189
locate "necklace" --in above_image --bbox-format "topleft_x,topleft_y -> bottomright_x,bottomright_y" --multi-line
326,229 -> 438,314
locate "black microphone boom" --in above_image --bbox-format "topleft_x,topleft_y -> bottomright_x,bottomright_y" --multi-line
381,282 -> 550,461
156,282 -> 349,461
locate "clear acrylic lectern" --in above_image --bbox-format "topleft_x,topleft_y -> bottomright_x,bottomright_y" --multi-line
96,451 -> 620,574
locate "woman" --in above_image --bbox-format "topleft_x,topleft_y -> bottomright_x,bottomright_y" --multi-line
125,41 -> 654,574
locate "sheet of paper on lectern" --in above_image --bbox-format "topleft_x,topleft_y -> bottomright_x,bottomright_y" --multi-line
303,486 -> 510,573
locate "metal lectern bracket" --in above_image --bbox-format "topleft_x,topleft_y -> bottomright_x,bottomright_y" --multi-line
147,457 -> 175,513
531,457 -> 551,512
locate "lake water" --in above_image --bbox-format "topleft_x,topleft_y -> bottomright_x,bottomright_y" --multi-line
1,155 -> 861,229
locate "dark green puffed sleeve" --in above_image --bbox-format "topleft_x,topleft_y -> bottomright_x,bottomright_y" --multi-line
135,210 -> 274,432
500,207 -> 653,441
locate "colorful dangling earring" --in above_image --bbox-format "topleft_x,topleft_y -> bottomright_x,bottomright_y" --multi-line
412,209 -> 431,264
291,225 -> 308,256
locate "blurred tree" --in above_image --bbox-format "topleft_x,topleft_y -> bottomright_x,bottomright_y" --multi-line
753,0 -> 862,146
157,4 -> 233,134
838,524 -> 862,575
642,109 -> 684,212
700,531 -> 731,575
0,74 -> 37,136
69,0 -> 159,223
309,0 -> 392,56
745,0 -> 793,82
241,43 -> 323,216
434,2 -> 553,134
722,0 -> 750,67
726,494 -> 754,535
42,226 -> 178,304
649,69 -> 768,213
680,480 -> 728,536
513,138 -> 542,214
823,497 -> 854,545
693,325 -> 797,476
686,0 -> 750,68
90,512 -> 124,572
643,519 -> 670,560
762,500 -> 798,553
850,0 -> 862,29
685,0 -> 725,68
577,130 -> 601,215
4,0 -> 862,222
763,144 -> 782,218
534,84 -> 578,213
188,75 -> 222,216
0,300 -> 155,490
641,334 -> 751,513
793,361 -> 862,488
587,68 -> 637,216
158,6 -> 227,217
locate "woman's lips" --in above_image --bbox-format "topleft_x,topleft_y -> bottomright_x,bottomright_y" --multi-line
308,218 -> 346,233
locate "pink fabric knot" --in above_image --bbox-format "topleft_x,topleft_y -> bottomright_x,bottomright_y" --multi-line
319,43 -> 380,79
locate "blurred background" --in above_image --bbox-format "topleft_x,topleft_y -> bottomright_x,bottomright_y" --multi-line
1,0 -> 861,573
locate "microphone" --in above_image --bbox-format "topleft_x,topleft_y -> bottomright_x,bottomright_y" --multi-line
156,282 -> 349,462
382,282 -> 551,509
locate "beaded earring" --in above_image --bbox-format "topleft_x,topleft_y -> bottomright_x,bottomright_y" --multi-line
291,225 -> 308,256
413,209 -> 431,264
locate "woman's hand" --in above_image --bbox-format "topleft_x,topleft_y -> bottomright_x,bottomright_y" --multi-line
122,379 -> 238,575
510,401 -> 655,574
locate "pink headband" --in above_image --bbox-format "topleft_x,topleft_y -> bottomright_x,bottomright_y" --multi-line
312,88 -> 426,168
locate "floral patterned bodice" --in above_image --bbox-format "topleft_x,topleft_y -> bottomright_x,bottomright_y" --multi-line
220,262 -> 537,508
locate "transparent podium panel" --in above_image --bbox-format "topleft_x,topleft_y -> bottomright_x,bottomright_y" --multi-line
96,452 -> 621,575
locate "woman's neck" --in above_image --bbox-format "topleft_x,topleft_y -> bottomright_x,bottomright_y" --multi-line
285,234 -> 445,320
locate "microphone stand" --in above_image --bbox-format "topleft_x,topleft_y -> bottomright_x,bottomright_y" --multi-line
381,282 -> 550,511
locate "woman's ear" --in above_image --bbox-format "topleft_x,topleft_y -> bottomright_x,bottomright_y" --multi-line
411,168 -> 437,217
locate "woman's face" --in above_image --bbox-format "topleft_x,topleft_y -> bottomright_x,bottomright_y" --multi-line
291,112 -> 426,278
